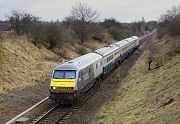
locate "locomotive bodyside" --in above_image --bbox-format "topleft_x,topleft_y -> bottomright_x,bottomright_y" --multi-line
49,53 -> 103,104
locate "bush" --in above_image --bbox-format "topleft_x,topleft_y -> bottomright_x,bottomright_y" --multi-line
101,18 -> 132,40
0,31 -> 2,41
115,73 -> 121,83
158,5 -> 180,37
7,10 -> 39,35
77,46 -> 87,55
92,33 -> 105,42
29,22 -> 62,50
168,15 -> 180,36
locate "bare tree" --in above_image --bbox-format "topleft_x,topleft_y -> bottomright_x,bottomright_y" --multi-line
71,3 -> 99,23
147,42 -> 157,70
159,5 -> 180,36
161,5 -> 180,22
7,10 -> 39,35
69,3 -> 99,43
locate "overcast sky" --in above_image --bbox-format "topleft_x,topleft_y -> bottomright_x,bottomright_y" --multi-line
0,0 -> 179,22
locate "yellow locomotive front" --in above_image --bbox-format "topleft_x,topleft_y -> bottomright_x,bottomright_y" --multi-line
49,65 -> 79,104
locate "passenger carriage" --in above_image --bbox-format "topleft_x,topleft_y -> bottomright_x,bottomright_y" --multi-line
94,45 -> 120,75
112,36 -> 139,60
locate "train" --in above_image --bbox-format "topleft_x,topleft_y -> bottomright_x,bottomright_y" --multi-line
49,36 -> 139,104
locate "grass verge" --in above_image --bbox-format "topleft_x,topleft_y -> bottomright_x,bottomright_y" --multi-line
94,37 -> 180,124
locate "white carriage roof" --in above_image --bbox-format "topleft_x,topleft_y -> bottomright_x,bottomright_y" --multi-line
131,36 -> 139,40
112,40 -> 129,47
124,36 -> 139,42
124,37 -> 135,42
55,53 -> 102,70
94,45 -> 119,57
112,36 -> 139,48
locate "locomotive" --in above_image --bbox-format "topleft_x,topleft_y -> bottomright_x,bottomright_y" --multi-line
49,36 -> 139,104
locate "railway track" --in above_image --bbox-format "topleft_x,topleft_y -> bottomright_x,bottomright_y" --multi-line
31,105 -> 73,124
6,32 -> 155,124
30,84 -> 98,124
28,33 -> 155,124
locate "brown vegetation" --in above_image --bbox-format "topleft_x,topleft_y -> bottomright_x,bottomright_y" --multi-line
158,5 -> 180,37
94,37 -> 180,124
4,3 -> 147,57
148,5 -> 180,70
0,33 -> 59,95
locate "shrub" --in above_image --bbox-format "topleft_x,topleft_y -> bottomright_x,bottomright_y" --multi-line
77,46 -> 87,55
158,5 -> 180,37
7,10 -> 39,35
115,73 -> 121,83
168,15 -> 180,36
147,42 -> 159,70
0,31 -> 2,41
92,33 -> 105,42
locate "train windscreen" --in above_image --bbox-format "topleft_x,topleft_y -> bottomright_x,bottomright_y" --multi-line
53,70 -> 76,79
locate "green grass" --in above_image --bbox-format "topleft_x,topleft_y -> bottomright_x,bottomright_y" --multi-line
94,50 -> 180,124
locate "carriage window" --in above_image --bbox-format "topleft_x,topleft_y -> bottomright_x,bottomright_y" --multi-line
79,71 -> 81,78
89,68 -> 91,73
100,61 -> 103,65
96,64 -> 98,69
81,70 -> 84,76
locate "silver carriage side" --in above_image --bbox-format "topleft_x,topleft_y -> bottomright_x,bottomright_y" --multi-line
94,45 -> 120,75
112,36 -> 139,60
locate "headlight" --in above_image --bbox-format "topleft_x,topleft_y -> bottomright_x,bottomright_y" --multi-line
51,86 -> 57,89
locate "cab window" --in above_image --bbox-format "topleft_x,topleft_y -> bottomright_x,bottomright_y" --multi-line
53,71 -> 64,78
53,70 -> 76,79
65,71 -> 76,79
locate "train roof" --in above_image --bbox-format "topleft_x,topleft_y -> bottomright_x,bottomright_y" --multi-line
124,36 -> 139,42
55,53 -> 102,70
112,40 -> 129,47
131,36 -> 139,40
94,45 -> 119,57
112,36 -> 139,48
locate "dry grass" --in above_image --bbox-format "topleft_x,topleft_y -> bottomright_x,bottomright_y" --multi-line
0,33 -> 110,95
58,39 -> 109,59
149,35 -> 180,70
0,34 -> 59,95
93,36 -> 180,124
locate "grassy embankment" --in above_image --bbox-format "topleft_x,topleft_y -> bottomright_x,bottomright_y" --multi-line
94,35 -> 180,124
0,34 -> 59,95
0,33 -> 111,110
0,33 -> 110,94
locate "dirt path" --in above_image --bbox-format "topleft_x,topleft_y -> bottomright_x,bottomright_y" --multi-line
0,80 -> 51,123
